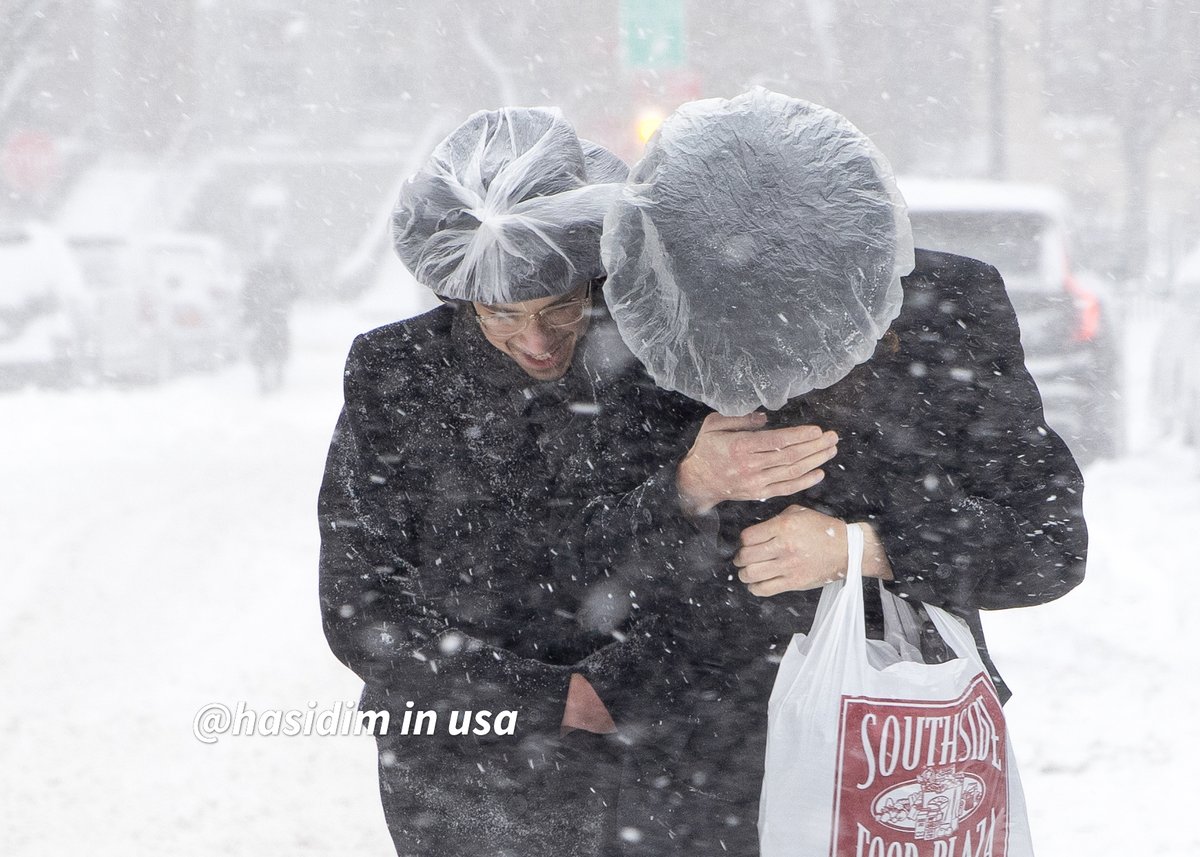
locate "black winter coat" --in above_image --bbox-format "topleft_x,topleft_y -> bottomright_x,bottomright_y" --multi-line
581,249 -> 1088,853
318,298 -> 710,856
318,300 -> 703,738
687,249 -> 1087,672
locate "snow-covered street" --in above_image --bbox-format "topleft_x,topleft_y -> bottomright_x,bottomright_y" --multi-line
1,296 -> 1195,856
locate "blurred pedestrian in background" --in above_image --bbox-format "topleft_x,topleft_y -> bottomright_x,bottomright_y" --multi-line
242,251 -> 297,393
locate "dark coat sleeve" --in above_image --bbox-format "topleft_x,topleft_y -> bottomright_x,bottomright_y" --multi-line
319,335 -> 706,737
318,335 -> 576,735
551,381 -> 714,733
873,258 -> 1088,612
576,426 -> 716,590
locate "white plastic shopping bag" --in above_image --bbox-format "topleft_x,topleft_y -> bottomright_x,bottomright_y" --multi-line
758,524 -> 1034,857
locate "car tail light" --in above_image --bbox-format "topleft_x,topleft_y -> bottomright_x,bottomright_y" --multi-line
175,306 -> 204,327
1062,255 -> 1100,342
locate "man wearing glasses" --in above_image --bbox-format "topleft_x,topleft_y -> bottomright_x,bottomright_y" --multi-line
469,281 -> 594,381
317,108 -> 713,857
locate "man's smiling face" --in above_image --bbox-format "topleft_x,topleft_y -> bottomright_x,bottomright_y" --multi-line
471,284 -> 592,381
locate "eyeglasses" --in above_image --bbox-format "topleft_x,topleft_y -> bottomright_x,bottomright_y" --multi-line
475,285 -> 592,338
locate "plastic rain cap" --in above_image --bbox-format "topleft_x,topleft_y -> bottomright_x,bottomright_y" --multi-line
601,88 -> 915,415
392,107 -> 628,304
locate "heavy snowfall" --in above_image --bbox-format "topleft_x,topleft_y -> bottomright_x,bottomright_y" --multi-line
2,2 -> 1198,855
2,268 -> 1197,855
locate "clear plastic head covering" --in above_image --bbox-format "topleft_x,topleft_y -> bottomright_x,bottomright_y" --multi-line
601,88 -> 915,415
392,107 -> 628,304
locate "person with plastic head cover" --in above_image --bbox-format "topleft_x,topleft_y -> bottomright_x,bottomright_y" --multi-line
317,107 -> 708,857
595,89 -> 1088,853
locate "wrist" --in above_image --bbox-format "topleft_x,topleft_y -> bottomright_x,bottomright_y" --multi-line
675,460 -> 715,516
856,522 -> 895,581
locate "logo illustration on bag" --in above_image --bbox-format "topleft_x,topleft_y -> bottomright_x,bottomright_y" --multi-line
832,674 -> 1009,857
872,766 -> 985,838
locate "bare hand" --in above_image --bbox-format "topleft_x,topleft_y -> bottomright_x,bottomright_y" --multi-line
676,412 -> 838,515
560,673 -> 616,736
734,506 -> 894,597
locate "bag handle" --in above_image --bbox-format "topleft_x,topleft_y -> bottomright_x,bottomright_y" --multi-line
923,602 -> 983,665
879,580 -> 925,661
856,524 -> 980,665
815,523 -> 979,665
793,523 -> 983,689
847,526 -> 927,664
846,521 -> 865,581
802,521 -> 864,642
804,523 -> 869,667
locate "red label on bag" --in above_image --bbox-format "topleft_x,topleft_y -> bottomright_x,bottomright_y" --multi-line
831,674 -> 1009,857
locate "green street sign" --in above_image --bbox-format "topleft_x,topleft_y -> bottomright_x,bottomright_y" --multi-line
621,0 -> 687,69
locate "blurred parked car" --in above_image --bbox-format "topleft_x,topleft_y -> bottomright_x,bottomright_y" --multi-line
67,232 -> 242,381
68,233 -> 171,381
0,222 -> 93,386
144,233 -> 244,371
898,178 -> 1123,463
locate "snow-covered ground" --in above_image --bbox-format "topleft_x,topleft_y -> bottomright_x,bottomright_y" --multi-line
1,290 -> 1194,855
